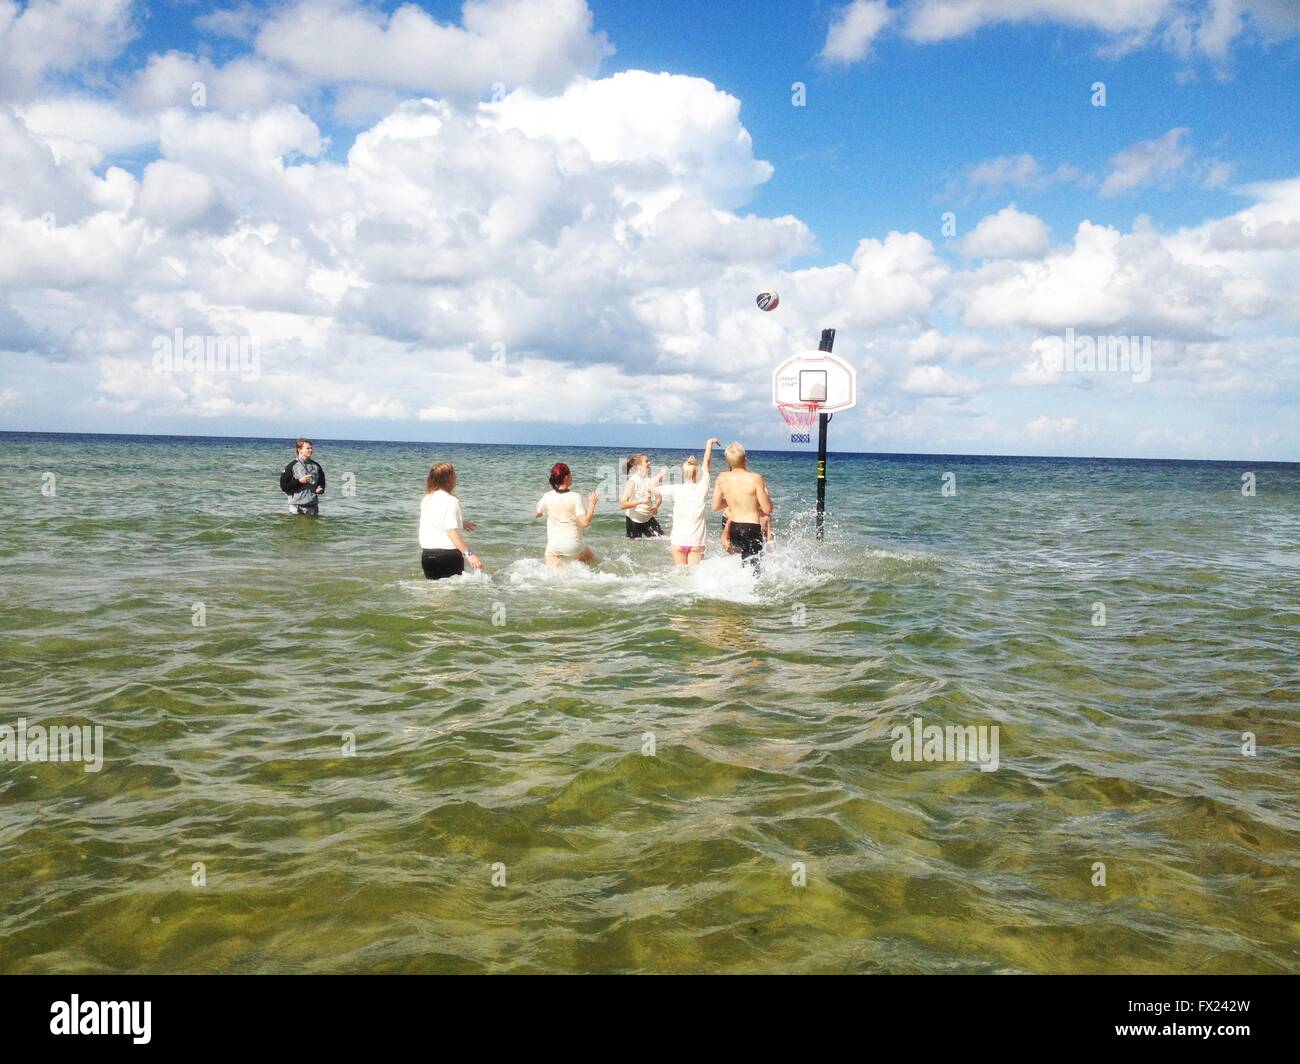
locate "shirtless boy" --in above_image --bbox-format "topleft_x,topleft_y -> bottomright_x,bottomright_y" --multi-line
711,442 -> 772,567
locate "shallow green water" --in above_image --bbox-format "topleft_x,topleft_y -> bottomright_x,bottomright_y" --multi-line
1,433 -> 1297,973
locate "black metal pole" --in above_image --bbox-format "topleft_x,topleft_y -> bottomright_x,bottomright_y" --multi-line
816,328 -> 835,540
816,412 -> 828,540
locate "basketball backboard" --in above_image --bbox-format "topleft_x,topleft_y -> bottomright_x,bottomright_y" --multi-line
772,351 -> 856,413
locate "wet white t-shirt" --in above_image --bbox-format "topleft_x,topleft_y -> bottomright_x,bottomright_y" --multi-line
625,473 -> 655,523
660,474 -> 710,548
537,489 -> 587,556
419,490 -> 464,550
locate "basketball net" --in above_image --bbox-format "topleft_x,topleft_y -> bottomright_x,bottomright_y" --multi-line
778,401 -> 820,443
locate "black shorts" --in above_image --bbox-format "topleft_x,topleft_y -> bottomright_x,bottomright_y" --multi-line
421,548 -> 465,580
626,516 -> 664,538
289,501 -> 319,516
729,522 -> 764,564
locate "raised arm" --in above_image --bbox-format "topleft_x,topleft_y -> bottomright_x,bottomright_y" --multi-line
701,437 -> 720,476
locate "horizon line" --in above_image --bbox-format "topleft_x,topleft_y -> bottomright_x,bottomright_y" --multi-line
1,428 -> 1296,467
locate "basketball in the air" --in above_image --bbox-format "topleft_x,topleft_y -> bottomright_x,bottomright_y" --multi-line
756,290 -> 779,312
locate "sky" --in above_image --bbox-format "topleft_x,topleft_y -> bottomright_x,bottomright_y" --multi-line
0,0 -> 1298,459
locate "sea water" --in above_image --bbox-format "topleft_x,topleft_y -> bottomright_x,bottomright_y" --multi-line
0,433 -> 1297,973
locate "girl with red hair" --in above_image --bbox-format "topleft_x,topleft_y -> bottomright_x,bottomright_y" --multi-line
534,462 -> 598,566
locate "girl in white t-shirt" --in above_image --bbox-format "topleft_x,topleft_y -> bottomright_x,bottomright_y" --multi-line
657,438 -> 719,566
419,462 -> 483,579
534,461 -> 599,566
620,453 -> 666,538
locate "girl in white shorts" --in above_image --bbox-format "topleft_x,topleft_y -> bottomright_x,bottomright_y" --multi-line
535,461 -> 598,566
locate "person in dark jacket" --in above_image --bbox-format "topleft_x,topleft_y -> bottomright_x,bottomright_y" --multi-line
279,438 -> 326,515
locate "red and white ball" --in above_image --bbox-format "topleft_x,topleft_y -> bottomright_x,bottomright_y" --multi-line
756,290 -> 779,312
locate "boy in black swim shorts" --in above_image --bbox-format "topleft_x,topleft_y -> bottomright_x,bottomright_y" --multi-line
722,511 -> 773,560
727,518 -> 765,560
712,442 -> 773,570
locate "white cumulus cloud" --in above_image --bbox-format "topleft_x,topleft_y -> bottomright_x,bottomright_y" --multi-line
901,364 -> 978,396
1100,127 -> 1193,198
821,0 -> 893,63
1026,414 -> 1079,438
0,0 -> 136,99
962,205 -> 1051,259
254,0 -> 612,99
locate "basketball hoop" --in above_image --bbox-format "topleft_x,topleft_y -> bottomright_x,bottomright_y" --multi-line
778,401 -> 820,444
773,331 -> 852,537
